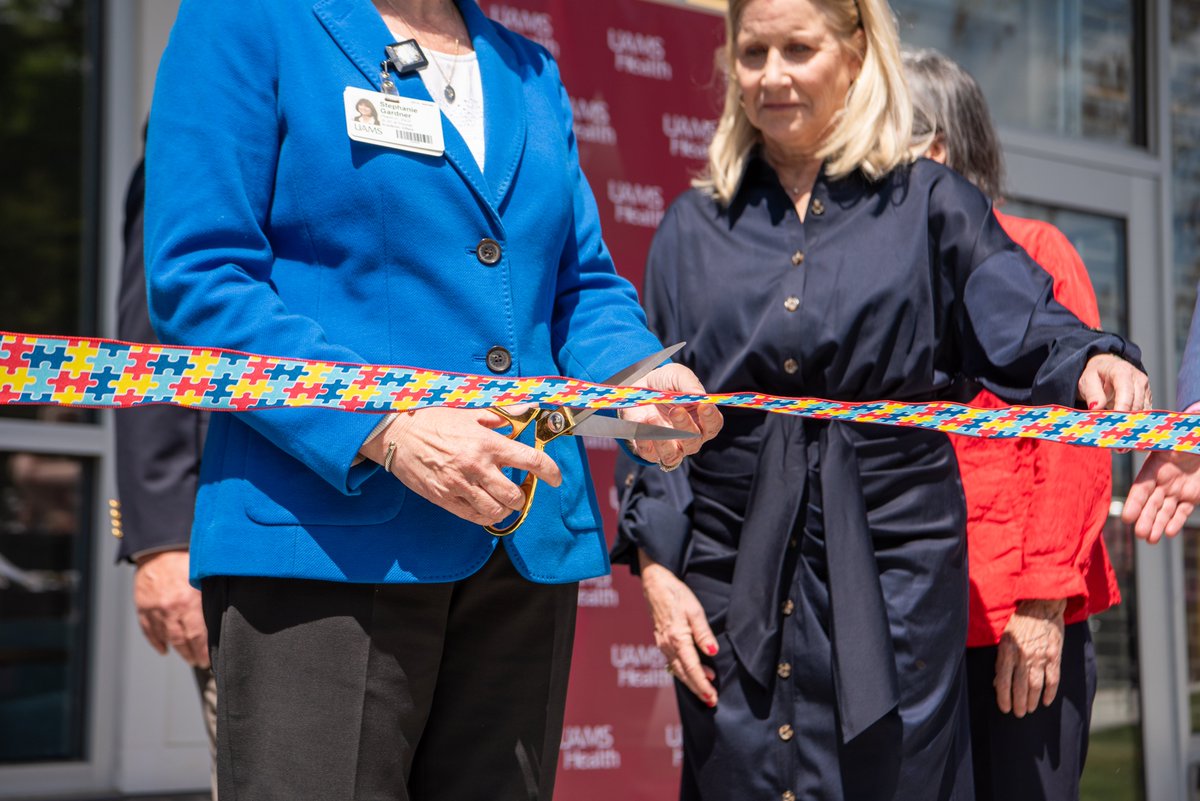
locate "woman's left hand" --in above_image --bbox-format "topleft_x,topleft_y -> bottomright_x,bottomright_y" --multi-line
621,364 -> 723,469
1077,353 -> 1152,412
993,599 -> 1066,717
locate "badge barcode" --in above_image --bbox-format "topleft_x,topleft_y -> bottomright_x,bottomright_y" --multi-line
397,130 -> 433,145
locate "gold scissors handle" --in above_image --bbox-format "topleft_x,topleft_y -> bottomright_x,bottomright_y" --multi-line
484,406 -> 577,536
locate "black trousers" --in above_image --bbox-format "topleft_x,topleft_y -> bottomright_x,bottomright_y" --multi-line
966,621 -> 1097,801
202,547 -> 578,801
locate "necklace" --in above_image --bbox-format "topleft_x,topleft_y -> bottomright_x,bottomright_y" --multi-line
383,0 -> 462,103
427,39 -> 462,103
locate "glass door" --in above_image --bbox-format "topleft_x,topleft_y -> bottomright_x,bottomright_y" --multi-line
1004,149 -> 1184,801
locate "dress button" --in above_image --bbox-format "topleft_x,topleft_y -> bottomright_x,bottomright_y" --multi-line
486,346 -> 512,373
781,599 -> 795,616
811,198 -> 825,216
476,238 -> 502,266
783,358 -> 799,375
778,723 -> 794,741
777,662 -> 792,679
110,526 -> 123,539
624,471 -> 635,488
791,250 -> 805,266
782,792 -> 797,801
783,296 -> 800,313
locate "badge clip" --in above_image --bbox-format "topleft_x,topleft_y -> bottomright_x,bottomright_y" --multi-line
386,39 -> 429,76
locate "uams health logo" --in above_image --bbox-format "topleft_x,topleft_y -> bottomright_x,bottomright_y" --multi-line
608,181 -> 665,228
611,643 -> 672,688
560,725 -> 621,770
607,29 -> 673,80
664,114 -> 716,160
487,5 -> 559,56
570,97 -> 617,146
578,574 -> 620,608
665,723 -> 684,767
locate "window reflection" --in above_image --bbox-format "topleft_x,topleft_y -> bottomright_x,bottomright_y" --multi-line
892,0 -> 1143,147
0,0 -> 98,421
0,447 -> 92,763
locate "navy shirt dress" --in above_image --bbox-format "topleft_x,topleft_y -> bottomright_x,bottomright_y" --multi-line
614,154 -> 1138,801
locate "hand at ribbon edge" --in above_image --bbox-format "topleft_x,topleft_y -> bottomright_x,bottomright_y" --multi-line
1122,450 -> 1200,543
621,363 -> 723,468
1076,353 -> 1152,412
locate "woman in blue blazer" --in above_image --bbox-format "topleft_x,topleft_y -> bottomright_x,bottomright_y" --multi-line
144,1 -> 720,798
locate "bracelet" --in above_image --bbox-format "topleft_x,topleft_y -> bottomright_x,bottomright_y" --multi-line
383,441 -> 396,474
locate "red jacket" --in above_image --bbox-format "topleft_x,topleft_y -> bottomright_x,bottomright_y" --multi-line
954,211 -> 1120,647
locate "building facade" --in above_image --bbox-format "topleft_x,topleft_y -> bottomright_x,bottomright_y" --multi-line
0,0 -> 1197,798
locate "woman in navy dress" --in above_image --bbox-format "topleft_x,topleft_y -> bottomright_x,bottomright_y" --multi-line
614,1 -> 1150,799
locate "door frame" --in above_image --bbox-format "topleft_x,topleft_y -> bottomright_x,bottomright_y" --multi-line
1005,140 -> 1188,801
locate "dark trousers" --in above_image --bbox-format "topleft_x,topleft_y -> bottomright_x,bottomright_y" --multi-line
202,547 -> 577,801
966,621 -> 1096,801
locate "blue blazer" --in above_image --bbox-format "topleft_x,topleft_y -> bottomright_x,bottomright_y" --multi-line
144,0 -> 662,585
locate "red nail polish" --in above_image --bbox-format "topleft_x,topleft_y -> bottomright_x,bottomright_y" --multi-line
1088,402 -> 1098,410
706,643 -> 718,656
706,695 -> 717,707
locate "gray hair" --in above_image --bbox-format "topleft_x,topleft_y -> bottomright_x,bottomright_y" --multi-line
902,47 -> 1004,200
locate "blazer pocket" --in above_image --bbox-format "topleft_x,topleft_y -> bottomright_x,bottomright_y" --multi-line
553,436 -> 601,532
240,434 -> 406,526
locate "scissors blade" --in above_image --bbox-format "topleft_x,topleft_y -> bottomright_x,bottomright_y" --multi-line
600,342 -> 686,387
569,414 -> 698,441
570,342 -> 687,428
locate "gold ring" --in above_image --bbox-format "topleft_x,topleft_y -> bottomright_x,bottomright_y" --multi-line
665,664 -> 675,676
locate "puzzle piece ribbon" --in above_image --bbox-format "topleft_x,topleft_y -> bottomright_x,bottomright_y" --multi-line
2,331 -> 1196,453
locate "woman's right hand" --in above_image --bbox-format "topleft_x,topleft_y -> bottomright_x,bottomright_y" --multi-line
639,549 -> 719,707
362,407 -> 562,526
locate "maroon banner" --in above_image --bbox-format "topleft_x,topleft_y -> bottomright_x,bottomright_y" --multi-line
483,2 -> 725,797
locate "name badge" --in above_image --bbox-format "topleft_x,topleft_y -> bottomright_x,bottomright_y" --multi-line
344,87 -> 444,157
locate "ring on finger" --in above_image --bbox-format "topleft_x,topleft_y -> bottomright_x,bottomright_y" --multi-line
665,663 -> 676,676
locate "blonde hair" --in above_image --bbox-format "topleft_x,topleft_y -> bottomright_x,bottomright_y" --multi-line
697,0 -> 916,204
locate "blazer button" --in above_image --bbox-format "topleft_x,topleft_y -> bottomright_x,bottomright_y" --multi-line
486,346 -> 512,373
783,296 -> 800,313
777,662 -> 793,679
476,238 -> 502,266
778,723 -> 794,741
790,250 -> 805,266
783,358 -> 799,375
811,198 -> 825,216
781,599 -> 795,616
782,792 -> 797,801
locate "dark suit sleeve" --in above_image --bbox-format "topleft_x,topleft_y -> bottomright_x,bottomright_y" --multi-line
1177,286 -> 1200,410
113,156 -> 207,562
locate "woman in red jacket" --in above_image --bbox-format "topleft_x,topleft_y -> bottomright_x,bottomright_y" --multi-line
905,49 -> 1120,801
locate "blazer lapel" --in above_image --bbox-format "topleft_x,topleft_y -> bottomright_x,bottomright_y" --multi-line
459,0 -> 527,208
313,0 -> 393,89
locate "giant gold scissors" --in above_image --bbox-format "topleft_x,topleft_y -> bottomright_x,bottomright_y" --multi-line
486,343 -> 695,536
